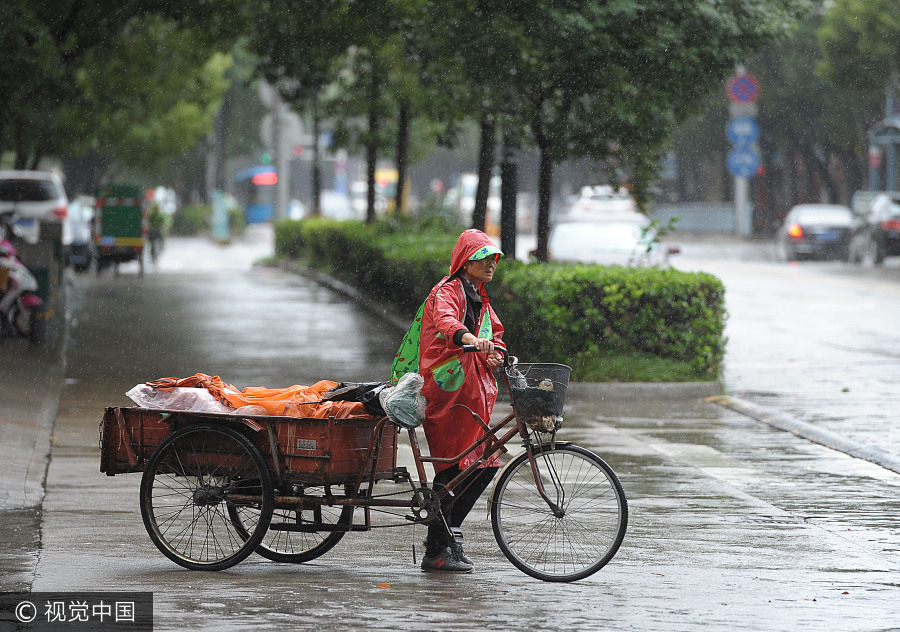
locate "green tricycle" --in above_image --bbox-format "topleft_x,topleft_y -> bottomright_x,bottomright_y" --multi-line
93,183 -> 146,275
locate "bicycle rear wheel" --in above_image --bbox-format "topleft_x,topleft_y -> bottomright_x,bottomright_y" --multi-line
229,485 -> 354,563
490,443 -> 627,582
140,424 -> 274,571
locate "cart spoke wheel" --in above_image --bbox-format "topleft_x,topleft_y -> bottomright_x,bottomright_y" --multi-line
140,424 -> 274,571
490,444 -> 627,582
229,485 -> 354,563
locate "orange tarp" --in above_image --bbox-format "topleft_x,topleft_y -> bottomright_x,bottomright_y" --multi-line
145,373 -> 369,418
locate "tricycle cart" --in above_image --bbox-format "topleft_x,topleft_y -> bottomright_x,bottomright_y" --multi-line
93,183 -> 146,275
100,352 -> 628,582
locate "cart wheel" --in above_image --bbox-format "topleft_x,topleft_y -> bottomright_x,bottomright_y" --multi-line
229,484 -> 354,563
140,424 -> 274,571
490,443 -> 627,582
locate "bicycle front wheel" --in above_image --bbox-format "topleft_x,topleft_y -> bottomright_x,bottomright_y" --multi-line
490,443 -> 627,582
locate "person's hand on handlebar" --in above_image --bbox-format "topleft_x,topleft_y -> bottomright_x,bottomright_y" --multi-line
461,333 -> 503,371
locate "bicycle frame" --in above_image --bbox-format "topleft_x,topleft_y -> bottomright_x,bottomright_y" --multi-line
313,351 -> 566,528
411,359 -> 566,519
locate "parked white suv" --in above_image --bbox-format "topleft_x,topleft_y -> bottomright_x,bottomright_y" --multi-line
0,170 -> 69,244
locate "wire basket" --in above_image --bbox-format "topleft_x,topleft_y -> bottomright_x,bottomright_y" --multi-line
505,363 -> 572,432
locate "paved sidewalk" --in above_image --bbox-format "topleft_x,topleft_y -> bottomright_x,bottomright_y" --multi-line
0,338 -> 65,593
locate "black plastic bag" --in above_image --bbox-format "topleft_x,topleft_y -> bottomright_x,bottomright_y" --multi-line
322,381 -> 387,416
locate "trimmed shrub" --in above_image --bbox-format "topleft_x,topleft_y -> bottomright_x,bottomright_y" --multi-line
171,205 -> 210,236
492,263 -> 725,376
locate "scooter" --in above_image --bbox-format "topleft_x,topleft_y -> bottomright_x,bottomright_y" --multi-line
0,213 -> 43,341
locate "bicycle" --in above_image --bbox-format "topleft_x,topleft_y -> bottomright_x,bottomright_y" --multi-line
100,347 -> 628,582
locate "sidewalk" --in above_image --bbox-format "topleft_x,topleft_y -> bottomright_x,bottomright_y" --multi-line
0,339 -> 65,593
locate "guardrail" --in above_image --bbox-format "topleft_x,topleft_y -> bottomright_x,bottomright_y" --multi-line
650,203 -> 738,233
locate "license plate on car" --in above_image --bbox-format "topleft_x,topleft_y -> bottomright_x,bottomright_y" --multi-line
817,230 -> 839,242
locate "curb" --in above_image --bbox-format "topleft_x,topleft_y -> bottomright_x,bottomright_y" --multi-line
567,381 -> 722,401
283,261 -> 724,401
707,394 -> 900,475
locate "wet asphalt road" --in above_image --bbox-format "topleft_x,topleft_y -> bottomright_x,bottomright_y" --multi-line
2,225 -> 900,631
670,235 -> 900,458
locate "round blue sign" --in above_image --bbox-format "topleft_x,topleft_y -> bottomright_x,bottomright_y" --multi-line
727,147 -> 760,178
727,117 -> 759,146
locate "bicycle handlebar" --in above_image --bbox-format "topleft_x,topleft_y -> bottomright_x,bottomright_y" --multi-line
461,343 -> 514,367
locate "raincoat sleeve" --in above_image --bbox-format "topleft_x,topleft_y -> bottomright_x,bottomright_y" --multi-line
430,280 -> 469,345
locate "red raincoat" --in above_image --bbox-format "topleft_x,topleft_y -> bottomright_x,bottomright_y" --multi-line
420,230 -> 504,473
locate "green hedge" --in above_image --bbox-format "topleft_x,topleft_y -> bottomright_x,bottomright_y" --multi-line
492,263 -> 725,376
171,205 -> 210,236
274,217 -> 726,378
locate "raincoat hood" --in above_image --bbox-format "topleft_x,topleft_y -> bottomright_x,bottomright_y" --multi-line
448,229 -> 503,275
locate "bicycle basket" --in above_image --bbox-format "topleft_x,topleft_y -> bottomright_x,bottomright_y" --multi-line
505,363 -> 572,432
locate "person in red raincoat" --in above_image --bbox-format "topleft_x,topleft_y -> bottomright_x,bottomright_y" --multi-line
419,228 -> 505,572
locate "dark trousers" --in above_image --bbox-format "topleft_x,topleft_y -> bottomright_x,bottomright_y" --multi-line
425,465 -> 499,554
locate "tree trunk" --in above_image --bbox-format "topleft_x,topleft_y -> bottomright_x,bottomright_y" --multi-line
312,93 -> 322,216
805,145 -> 838,203
28,151 -> 44,171
394,100 -> 409,214
472,110 -> 496,231
500,134 -> 518,260
212,93 -> 229,192
366,72 -> 378,224
535,148 -> 553,263
61,150 -> 110,196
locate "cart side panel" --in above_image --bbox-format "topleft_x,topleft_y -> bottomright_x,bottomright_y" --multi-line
276,416 -> 398,485
99,407 -> 172,475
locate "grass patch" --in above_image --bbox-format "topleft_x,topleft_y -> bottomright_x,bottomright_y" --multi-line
570,349 -> 713,383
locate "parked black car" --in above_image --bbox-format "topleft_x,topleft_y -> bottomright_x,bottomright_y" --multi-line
775,204 -> 855,262
849,192 -> 900,266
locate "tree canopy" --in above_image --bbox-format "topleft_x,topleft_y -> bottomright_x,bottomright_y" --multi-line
416,0 -> 808,258
4,0 -> 809,219
818,0 -> 900,95
0,0 -> 243,189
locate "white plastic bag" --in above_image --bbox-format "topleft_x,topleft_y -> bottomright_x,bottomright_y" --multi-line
126,384 -> 233,413
378,372 -> 426,428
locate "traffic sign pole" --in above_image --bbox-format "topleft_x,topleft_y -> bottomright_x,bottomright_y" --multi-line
725,70 -> 760,237
735,177 -> 751,237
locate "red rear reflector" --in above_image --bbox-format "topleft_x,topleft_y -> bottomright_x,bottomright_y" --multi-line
881,219 -> 900,232
787,224 -> 803,238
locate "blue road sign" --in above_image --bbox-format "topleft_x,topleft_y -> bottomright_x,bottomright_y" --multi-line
727,147 -> 760,178
727,117 -> 760,146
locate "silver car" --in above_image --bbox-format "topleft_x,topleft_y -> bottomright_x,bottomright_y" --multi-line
0,170 -> 69,245
547,214 -> 679,267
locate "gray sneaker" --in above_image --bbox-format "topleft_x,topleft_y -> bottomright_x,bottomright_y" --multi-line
450,528 -> 473,566
421,547 -> 473,573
